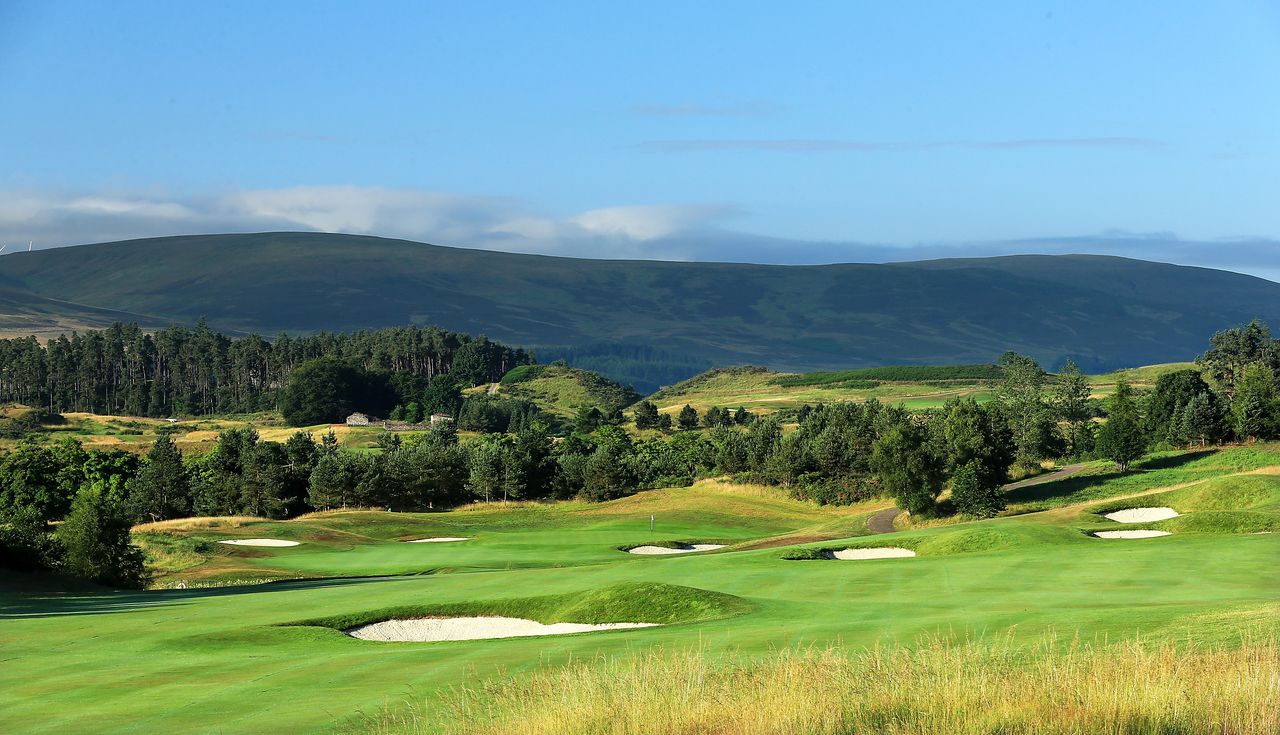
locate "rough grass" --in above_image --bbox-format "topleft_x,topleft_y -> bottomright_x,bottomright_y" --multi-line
289,582 -> 751,631
376,635 -> 1280,735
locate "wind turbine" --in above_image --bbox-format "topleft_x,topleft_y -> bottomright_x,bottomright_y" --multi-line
27,241 -> 32,252
0,245 -> 7,255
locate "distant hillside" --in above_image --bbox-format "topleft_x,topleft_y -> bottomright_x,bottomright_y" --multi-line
497,364 -> 641,419
0,232 -> 1277,387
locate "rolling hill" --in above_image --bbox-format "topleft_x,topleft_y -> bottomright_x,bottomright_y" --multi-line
0,232 -> 1276,389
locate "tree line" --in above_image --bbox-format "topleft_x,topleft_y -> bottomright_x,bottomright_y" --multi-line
0,321 -> 531,417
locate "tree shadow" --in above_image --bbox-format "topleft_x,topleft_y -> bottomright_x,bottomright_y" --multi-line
1004,450 -> 1215,506
0,574 -> 399,620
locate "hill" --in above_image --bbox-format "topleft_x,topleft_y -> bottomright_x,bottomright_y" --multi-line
495,364 -> 641,419
0,233 -> 1277,387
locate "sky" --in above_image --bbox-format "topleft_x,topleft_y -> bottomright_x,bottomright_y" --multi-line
1,1 -> 1278,279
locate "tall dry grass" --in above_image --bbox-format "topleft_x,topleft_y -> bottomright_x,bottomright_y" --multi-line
370,635 -> 1279,735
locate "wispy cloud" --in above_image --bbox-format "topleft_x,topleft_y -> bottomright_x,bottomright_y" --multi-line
634,137 -> 1163,153
630,100 -> 781,117
0,186 -> 1274,282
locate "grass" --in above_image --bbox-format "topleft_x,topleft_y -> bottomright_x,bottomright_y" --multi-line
494,364 -> 640,418
642,366 -> 1001,416
1004,445 -> 1280,513
408,635 -> 1280,735
291,582 -> 751,631
0,445 -> 1276,733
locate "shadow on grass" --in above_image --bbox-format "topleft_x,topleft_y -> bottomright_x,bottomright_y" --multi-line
1004,451 -> 1214,507
0,574 -> 396,620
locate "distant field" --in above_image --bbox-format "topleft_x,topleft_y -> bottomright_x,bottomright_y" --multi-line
644,365 -> 1001,415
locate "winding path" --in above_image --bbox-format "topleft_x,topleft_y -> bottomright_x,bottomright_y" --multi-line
863,463 -> 1090,534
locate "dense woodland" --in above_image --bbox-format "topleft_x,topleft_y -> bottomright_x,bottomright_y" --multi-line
0,322 -> 531,417
2,320 -> 1278,589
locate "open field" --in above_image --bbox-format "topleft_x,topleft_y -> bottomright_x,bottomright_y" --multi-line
1,408 -> 417,455
2,444 -> 1277,733
642,366 -> 999,415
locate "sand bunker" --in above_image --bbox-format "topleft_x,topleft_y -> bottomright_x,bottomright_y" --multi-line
1093,530 -> 1172,539
345,616 -> 658,642
826,547 -> 916,560
1103,507 -> 1180,523
405,537 -> 471,543
218,538 -> 300,547
626,543 -> 726,555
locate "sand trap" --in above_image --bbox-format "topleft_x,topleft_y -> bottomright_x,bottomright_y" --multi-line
1103,507 -> 1180,523
826,547 -> 916,560
345,616 -> 658,642
218,538 -> 300,547
626,543 -> 726,555
1093,530 -> 1172,539
405,537 -> 471,543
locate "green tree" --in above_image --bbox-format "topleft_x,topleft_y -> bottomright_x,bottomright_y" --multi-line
633,400 -> 660,429
56,485 -> 147,588
1097,380 -> 1145,471
870,423 -> 943,515
1199,320 -> 1279,400
1053,359 -> 1094,455
307,450 -> 361,510
948,459 -> 1004,518
129,434 -> 191,522
656,413 -> 673,431
1176,392 -> 1220,447
1232,362 -> 1279,441
939,397 -> 1014,491
997,352 -> 1055,469
677,404 -> 700,431
279,357 -> 365,426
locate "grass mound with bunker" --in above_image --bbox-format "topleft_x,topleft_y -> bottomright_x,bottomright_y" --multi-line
288,582 -> 752,635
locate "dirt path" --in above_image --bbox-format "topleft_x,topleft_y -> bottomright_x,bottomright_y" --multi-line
866,507 -> 901,534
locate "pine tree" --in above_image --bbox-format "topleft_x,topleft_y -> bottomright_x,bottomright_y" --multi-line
677,404 -> 700,431
633,401 -> 660,429
1232,362 -> 1279,440
129,434 -> 191,522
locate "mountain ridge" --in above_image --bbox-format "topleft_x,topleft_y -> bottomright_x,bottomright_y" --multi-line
0,232 -> 1275,388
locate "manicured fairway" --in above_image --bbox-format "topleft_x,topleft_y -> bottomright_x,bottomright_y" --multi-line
2,449 -> 1278,734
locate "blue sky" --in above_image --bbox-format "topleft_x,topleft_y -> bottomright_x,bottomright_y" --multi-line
1,1 -> 1278,278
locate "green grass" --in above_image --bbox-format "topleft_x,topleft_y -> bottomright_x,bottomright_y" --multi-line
1,447 -> 1277,733
642,365 -> 1000,416
1004,445 -> 1280,513
291,582 -> 750,631
495,364 -> 640,418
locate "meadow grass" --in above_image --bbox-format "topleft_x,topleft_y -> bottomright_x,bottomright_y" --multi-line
381,635 -> 1280,735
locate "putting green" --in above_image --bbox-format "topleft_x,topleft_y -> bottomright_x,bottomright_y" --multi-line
2,449 -> 1277,734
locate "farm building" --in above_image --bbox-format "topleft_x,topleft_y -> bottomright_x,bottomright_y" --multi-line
345,412 -> 374,426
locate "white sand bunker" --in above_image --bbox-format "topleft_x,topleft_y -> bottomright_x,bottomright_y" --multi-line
826,547 -> 916,560
345,616 -> 658,642
626,543 -> 726,555
218,538 -> 300,547
1103,507 -> 1180,523
405,537 -> 471,543
1093,530 -> 1172,539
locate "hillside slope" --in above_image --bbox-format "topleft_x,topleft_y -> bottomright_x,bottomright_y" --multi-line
0,233 -> 1276,383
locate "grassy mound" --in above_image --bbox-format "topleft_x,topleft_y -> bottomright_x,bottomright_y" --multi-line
781,524 -> 1081,559
1155,511 -> 1280,535
497,364 -> 640,417
289,582 -> 751,631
